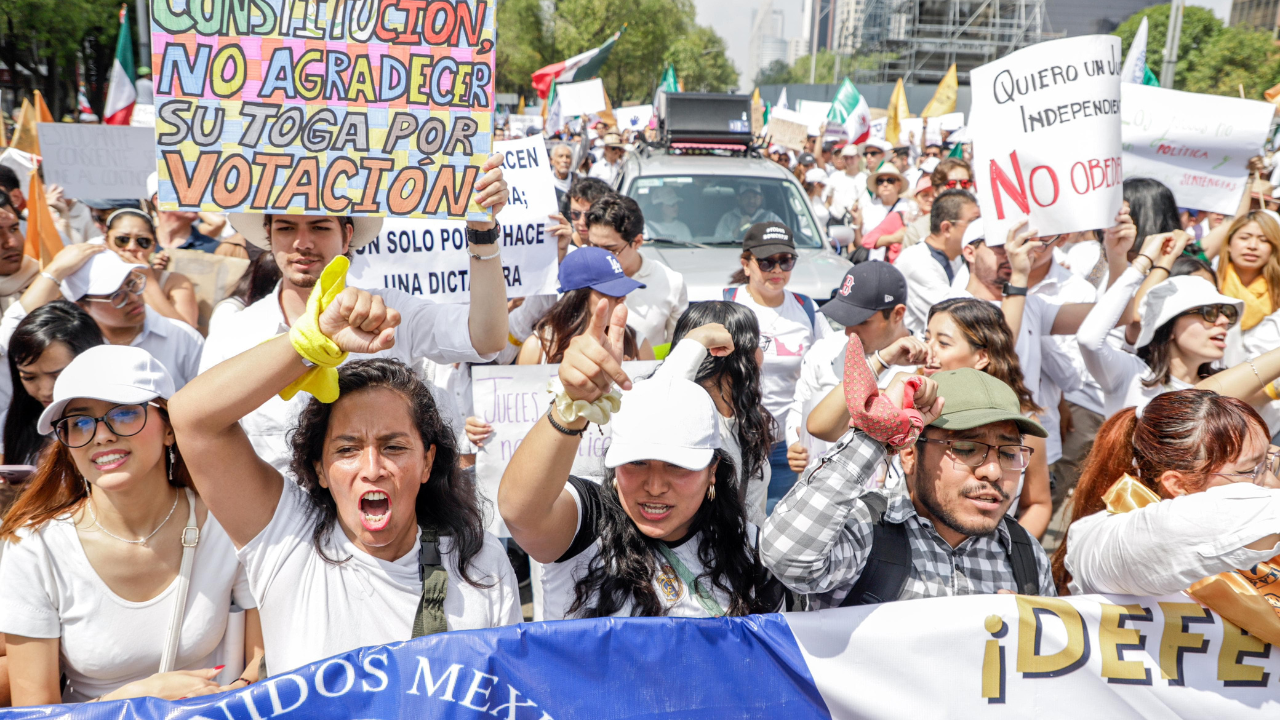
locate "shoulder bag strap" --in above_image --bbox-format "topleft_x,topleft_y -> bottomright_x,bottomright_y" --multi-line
412,527 -> 450,637
160,488 -> 199,673
840,493 -> 913,607
1001,516 -> 1042,596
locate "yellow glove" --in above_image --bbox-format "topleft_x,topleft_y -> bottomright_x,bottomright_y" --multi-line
281,256 -> 351,403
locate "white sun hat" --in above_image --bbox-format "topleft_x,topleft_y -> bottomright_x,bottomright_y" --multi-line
605,377 -> 720,471
228,214 -> 384,251
1136,275 -> 1244,349
38,346 -> 175,436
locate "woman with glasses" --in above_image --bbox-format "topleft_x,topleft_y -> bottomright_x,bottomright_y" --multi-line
10,243 -> 205,389
901,159 -> 973,251
1052,389 -> 1280,597
921,298 -> 1053,538
725,222 -> 831,512
103,209 -> 198,328
0,346 -> 261,704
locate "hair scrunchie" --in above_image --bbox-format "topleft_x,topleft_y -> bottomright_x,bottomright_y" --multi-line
280,256 -> 351,403
843,333 -> 924,448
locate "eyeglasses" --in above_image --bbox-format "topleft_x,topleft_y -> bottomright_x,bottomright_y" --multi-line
919,437 -> 1033,472
876,177 -> 899,186
111,234 -> 154,251
758,336 -> 773,352
755,254 -> 796,272
82,272 -> 147,309
589,239 -> 631,256
1207,448 -> 1280,485
864,150 -> 884,157
55,403 -> 156,448
1179,304 -> 1240,327
569,210 -> 586,221
942,179 -> 975,190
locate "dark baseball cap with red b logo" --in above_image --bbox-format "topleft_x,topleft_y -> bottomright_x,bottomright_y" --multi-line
820,261 -> 908,327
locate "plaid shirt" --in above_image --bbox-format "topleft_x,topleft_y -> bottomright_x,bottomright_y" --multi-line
760,430 -> 1057,609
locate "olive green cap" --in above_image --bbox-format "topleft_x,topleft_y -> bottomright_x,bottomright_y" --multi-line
927,368 -> 1047,438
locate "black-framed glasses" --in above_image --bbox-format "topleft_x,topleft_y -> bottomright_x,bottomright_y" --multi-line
864,150 -> 884,157
569,210 -> 586,221
1179,304 -> 1239,328
82,272 -> 146,309
55,403 -> 157,448
111,234 -> 154,251
1206,447 -> 1280,485
758,336 -> 773,352
755,254 -> 796,272
919,437 -> 1033,472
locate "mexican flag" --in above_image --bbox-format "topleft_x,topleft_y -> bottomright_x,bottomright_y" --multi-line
1121,16 -> 1160,87
531,26 -> 626,100
103,5 -> 137,125
828,78 -> 871,144
659,63 -> 681,94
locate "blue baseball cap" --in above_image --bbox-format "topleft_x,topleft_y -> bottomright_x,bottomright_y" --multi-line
557,246 -> 646,297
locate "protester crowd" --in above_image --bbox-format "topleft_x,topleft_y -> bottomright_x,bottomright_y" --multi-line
0,112 -> 1277,710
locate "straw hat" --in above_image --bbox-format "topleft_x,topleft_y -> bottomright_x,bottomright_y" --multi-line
866,163 -> 906,193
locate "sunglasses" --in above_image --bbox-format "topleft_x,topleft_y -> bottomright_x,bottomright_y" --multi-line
863,150 -> 884,157
569,210 -> 586,221
942,179 -> 975,190
758,336 -> 773,352
755,254 -> 796,272
111,234 -> 154,251
82,272 -> 147,309
876,177 -> 899,186
55,403 -> 157,449
1180,304 -> 1240,327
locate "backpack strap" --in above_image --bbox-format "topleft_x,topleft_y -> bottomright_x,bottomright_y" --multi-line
412,526 -> 451,637
722,287 -> 737,301
839,493 -> 912,606
1001,516 -> 1042,596
791,292 -> 817,333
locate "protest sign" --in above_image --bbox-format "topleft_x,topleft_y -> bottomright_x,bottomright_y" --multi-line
970,35 -> 1123,245
14,593 -> 1276,720
129,104 -> 155,128
38,124 -> 154,200
556,78 -> 607,117
796,100 -> 832,135
1120,83 -> 1274,214
869,116 -> 887,140
471,361 -> 658,535
165,249 -> 249,334
346,135 -> 559,303
616,104 -> 654,132
767,108 -> 810,151
149,0 -> 494,221
506,114 -> 544,137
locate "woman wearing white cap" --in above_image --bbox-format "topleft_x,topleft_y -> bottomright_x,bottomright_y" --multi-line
802,168 -> 833,230
499,301 -> 784,619
101,208 -> 199,328
5,242 -> 205,389
0,346 -> 261,704
168,285 -> 520,674
1078,231 -> 1280,417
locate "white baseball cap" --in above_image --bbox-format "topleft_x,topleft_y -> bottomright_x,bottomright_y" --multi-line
863,138 -> 894,153
62,243 -> 146,301
1135,276 -> 1244,348
963,217 -> 991,246
38,345 -> 176,435
605,377 -> 720,470
804,168 -> 829,184
228,214 -> 384,251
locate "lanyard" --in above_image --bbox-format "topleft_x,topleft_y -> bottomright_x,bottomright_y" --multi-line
656,543 -> 726,617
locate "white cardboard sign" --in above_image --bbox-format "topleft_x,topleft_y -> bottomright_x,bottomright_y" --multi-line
347,135 -> 559,302
969,35 -> 1124,245
471,361 -> 660,536
1120,83 -> 1274,214
557,78 -> 608,117
615,104 -> 654,131
37,124 -> 155,200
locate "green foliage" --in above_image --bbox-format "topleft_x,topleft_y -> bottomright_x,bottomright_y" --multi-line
754,60 -> 792,87
0,0 -> 124,117
495,0 -> 555,96
1112,4 -> 1222,88
665,25 -> 738,92
1183,26 -> 1280,98
756,50 -> 893,86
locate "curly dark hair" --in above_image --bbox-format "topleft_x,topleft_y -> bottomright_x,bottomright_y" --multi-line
568,450 -> 781,618
289,358 -> 491,587
670,302 -> 775,490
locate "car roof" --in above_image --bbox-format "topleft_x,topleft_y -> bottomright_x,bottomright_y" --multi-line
627,152 -> 794,181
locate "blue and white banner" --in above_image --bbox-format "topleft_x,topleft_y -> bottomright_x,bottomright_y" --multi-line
5,593 -> 1277,720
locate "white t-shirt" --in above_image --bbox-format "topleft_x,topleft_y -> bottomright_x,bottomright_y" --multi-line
727,287 -> 832,439
626,256 -> 689,348
541,477 -> 762,620
238,481 -> 521,674
0,512 -> 252,702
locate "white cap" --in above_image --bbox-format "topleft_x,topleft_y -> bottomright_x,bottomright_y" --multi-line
963,217 -> 993,246
62,243 -> 146,301
605,377 -> 720,470
804,168 -> 828,184
1136,276 -> 1244,348
863,138 -> 894,153
38,346 -> 175,435
840,144 -> 859,157
920,157 -> 940,174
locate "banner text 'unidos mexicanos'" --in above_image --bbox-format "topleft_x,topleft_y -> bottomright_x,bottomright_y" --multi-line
150,0 -> 494,220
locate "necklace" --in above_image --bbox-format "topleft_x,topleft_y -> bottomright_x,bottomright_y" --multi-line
86,489 -> 180,545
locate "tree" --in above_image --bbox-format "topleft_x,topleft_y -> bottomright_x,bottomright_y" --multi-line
666,25 -> 738,93
1183,26 -> 1280,99
0,0 -> 123,119
1113,4 -> 1223,89
754,60 -> 791,87
496,0 -> 555,96
767,50 -> 895,86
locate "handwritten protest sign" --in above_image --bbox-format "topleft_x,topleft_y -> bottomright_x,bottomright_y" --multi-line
346,135 -> 558,302
766,108 -> 810,151
166,249 -> 250,334
38,124 -> 154,199
1120,83 -> 1274,214
149,0 -> 494,220
970,35 -> 1123,245
472,362 -> 658,535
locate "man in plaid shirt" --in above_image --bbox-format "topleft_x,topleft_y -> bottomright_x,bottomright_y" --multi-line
761,368 -> 1056,608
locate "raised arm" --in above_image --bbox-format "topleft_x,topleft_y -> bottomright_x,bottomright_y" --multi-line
1001,220 -> 1037,341
169,283 -> 400,547
1199,182 -> 1251,262
1075,263 -> 1148,397
498,300 -> 633,563
17,243 -> 105,312
466,153 -> 512,355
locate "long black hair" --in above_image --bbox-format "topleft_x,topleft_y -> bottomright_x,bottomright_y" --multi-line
3,302 -> 104,465
568,449 -> 781,617
533,288 -> 638,363
290,359 -> 491,587
669,302 -> 775,487
1123,178 -> 1180,251
1137,321 -> 1218,388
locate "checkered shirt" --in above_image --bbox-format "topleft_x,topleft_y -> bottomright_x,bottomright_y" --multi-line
760,429 -> 1057,609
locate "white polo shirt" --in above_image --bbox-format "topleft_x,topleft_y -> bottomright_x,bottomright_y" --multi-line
198,284 -> 493,473
626,256 -> 689,348
897,240 -> 965,334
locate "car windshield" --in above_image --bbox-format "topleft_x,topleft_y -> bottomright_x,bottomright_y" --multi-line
625,175 -> 823,248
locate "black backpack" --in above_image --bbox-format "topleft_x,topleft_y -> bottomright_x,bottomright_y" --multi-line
839,493 -> 1041,606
